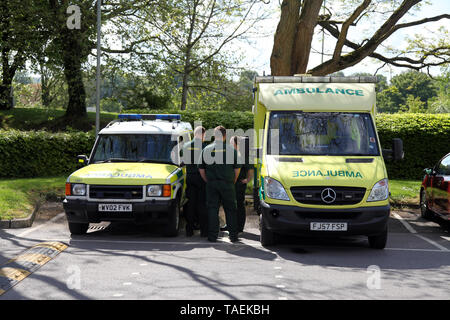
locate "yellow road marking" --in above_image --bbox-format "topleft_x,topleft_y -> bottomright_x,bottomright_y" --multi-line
13,253 -> 52,265
0,241 -> 68,296
0,267 -> 31,281
33,242 -> 68,252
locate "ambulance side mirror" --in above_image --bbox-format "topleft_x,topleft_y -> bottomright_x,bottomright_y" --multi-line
77,155 -> 89,166
392,138 -> 404,161
382,138 -> 404,161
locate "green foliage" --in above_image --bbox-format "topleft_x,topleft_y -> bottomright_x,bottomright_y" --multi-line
12,83 -> 41,108
399,95 -> 426,113
100,97 -> 123,113
427,72 -> 450,113
391,71 -> 437,104
377,85 -> 403,113
376,113 -> 450,180
377,71 -> 439,113
0,130 -> 95,178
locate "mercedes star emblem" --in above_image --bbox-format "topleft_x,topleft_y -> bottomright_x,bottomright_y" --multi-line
321,188 -> 337,204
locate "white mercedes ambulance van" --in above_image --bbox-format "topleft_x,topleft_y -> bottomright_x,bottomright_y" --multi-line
252,76 -> 403,249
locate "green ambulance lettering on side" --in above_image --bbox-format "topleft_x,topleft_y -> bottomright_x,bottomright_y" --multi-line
293,170 -> 363,178
274,88 -> 365,96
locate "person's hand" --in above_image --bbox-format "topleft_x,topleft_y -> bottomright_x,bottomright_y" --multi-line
240,178 -> 248,184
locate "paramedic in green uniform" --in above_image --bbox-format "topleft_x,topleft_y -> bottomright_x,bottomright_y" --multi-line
230,136 -> 254,233
182,126 -> 208,237
198,126 -> 241,242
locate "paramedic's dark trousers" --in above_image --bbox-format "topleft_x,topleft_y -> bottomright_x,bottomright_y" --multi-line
235,182 -> 247,232
206,180 -> 238,240
185,174 -> 207,236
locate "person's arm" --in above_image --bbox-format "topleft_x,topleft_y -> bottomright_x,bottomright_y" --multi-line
242,168 -> 254,184
199,168 -> 208,183
234,168 -> 241,184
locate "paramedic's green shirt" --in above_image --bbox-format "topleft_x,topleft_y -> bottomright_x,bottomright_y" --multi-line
198,142 -> 241,183
182,138 -> 207,175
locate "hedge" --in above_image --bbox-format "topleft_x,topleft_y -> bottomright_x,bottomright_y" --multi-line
0,130 -> 95,178
0,112 -> 449,180
375,113 -> 450,180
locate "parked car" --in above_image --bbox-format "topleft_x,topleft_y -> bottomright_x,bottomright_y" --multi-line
420,152 -> 450,222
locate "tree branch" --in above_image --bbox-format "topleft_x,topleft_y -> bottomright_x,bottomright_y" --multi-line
332,0 -> 371,61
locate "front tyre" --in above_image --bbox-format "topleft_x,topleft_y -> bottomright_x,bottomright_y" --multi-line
368,227 -> 387,250
420,189 -> 433,220
163,198 -> 180,237
68,222 -> 89,235
260,214 -> 276,247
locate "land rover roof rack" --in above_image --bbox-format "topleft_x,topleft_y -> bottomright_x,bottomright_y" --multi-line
104,114 -> 182,128
118,114 -> 182,121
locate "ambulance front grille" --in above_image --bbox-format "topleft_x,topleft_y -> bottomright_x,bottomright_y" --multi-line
89,185 -> 144,200
290,186 -> 366,205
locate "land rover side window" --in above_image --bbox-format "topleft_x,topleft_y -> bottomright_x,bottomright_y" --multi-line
267,112 -> 379,156
91,134 -> 177,164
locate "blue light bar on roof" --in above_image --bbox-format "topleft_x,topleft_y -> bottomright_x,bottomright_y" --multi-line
118,114 -> 181,121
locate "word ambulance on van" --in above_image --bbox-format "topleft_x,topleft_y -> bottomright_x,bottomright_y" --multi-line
252,76 -> 403,249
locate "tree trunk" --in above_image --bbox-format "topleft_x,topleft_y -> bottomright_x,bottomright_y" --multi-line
61,29 -> 87,118
271,0 -> 323,76
270,0 -> 301,76
0,50 -> 14,110
0,81 -> 13,110
63,54 -> 87,118
39,61 -> 51,107
0,1 -> 13,110
291,0 -> 323,75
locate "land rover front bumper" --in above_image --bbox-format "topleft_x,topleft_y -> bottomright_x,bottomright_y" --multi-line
63,198 -> 176,225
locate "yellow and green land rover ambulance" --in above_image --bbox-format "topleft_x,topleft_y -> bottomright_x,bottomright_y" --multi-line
253,76 -> 403,249
63,114 -> 192,236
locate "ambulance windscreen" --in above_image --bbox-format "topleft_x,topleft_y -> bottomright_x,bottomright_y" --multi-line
91,134 -> 178,164
267,112 -> 379,156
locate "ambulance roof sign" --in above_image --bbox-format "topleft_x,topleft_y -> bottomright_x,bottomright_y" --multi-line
256,81 -> 376,113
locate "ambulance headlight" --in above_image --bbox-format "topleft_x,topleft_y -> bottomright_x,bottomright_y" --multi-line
367,179 -> 389,202
264,177 -> 290,201
71,184 -> 86,196
147,184 -> 171,197
147,185 -> 162,197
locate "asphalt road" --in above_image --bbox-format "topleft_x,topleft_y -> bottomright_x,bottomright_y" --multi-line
0,206 -> 449,300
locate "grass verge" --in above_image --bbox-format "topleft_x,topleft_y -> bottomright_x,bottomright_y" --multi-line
0,176 -> 66,220
389,179 -> 421,208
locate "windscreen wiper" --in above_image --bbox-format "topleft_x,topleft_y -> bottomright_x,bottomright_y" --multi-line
95,158 -> 133,163
138,159 -> 176,165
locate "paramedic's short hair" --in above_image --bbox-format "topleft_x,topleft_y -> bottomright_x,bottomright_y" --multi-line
214,126 -> 226,141
230,136 -> 238,146
194,126 -> 205,138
